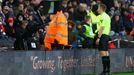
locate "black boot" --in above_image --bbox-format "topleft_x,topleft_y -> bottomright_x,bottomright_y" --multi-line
101,56 -> 110,75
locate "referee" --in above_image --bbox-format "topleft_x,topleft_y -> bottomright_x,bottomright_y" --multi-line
96,4 -> 111,75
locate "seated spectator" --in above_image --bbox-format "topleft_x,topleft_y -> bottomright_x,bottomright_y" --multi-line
124,6 -> 134,35
110,14 -> 125,38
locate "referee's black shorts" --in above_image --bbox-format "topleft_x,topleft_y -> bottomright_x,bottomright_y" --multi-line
98,34 -> 109,51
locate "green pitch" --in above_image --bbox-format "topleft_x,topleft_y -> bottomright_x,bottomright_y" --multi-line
112,72 -> 134,75
83,72 -> 134,75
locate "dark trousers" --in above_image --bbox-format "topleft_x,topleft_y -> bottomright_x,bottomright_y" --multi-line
82,38 -> 94,48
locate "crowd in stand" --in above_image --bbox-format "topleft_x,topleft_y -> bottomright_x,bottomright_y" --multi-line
0,0 -> 134,50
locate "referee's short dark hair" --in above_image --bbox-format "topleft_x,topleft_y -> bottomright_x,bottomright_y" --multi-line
99,4 -> 107,12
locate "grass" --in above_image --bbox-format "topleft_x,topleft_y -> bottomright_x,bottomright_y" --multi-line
83,72 -> 134,75
112,72 -> 134,75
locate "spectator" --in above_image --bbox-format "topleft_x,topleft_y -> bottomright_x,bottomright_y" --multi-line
71,0 -> 79,9
0,15 -> 6,37
73,3 -> 87,22
5,16 -> 15,37
38,25 -> 47,49
73,22 -> 83,48
14,20 -> 28,50
60,0 -> 68,12
0,6 -> 5,24
27,12 -> 37,27
124,6 -> 134,34
130,28 -> 134,36
68,21 -> 77,48
0,0 -> 133,49
26,30 -> 40,50
67,0 -> 73,8
14,3 -> 25,16
111,14 -> 125,37
79,0 -> 91,6
2,0 -> 16,9
18,0 -> 24,3
14,13 -> 25,29
109,0 -> 121,18
2,5 -> 14,24
67,7 -> 75,21
64,12 -> 69,19
79,15 -> 94,48
130,0 -> 134,6
24,0 -> 33,11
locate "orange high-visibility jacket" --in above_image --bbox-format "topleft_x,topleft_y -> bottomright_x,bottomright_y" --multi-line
44,11 -> 68,50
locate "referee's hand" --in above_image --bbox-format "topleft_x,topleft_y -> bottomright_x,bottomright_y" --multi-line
96,38 -> 100,45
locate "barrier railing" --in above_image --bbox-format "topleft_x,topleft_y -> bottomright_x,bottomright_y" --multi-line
112,38 -> 134,48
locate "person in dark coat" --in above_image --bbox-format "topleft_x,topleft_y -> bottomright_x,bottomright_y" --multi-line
2,5 -> 14,24
111,14 -> 125,37
68,21 -> 77,47
73,3 -> 87,22
14,20 -> 28,50
14,13 -> 25,29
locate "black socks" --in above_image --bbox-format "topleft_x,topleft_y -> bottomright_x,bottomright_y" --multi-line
102,56 -> 110,73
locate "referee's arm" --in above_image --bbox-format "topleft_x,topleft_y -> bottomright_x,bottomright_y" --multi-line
96,26 -> 104,45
